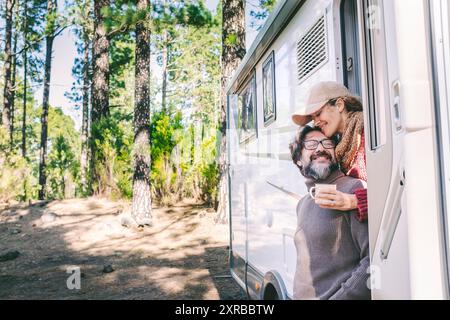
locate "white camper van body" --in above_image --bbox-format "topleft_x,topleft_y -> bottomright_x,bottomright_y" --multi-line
226,0 -> 450,299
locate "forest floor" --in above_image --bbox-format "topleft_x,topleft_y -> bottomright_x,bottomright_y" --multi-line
0,197 -> 246,300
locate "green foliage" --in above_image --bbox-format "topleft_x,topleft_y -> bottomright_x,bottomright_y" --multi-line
44,5 -> 59,36
90,115 -> 133,199
194,133 -> 219,206
37,106 -> 81,198
47,135 -> 79,199
48,107 -> 80,150
109,36 -> 135,97
102,3 -> 142,36
175,2 -> 214,27
149,111 -> 183,203
151,156 -> 176,205
224,33 -> 238,46
0,128 -> 38,202
152,1 -> 214,30
0,155 -> 38,202
17,0 -> 47,85
250,0 -> 279,30
1,0 -> 223,208
65,0 -> 94,111
150,111 -> 183,162
0,102 -> 82,201
260,0 -> 277,11
147,109 -> 219,207
146,8 -> 221,206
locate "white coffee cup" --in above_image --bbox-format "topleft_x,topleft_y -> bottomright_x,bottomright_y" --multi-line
309,184 -> 337,199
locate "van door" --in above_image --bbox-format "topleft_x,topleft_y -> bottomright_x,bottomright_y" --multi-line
357,0 -> 410,299
228,93 -> 248,289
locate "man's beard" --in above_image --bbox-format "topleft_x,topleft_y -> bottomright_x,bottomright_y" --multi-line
301,151 -> 339,180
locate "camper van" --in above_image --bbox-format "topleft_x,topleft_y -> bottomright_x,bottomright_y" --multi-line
226,0 -> 450,299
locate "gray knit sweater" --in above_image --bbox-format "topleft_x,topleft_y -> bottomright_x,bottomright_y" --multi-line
293,170 -> 371,300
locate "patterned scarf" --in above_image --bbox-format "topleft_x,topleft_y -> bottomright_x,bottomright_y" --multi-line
335,111 -> 364,174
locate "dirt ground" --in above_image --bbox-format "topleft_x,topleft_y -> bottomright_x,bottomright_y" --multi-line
0,198 -> 246,300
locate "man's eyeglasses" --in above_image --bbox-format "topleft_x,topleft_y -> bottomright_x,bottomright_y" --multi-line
302,139 -> 336,150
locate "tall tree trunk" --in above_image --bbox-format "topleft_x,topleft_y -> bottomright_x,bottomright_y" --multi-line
132,0 -> 152,226
2,0 -> 14,138
80,36 -> 91,195
10,30 -> 18,149
22,51 -> 27,158
38,0 -> 56,200
91,0 -> 109,121
91,0 -> 110,195
216,0 -> 246,223
21,0 -> 28,159
161,29 -> 168,114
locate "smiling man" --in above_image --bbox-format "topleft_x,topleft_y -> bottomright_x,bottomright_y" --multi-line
289,125 -> 371,300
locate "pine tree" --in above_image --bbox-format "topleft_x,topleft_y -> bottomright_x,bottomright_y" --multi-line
2,0 -> 14,140
38,0 -> 58,199
66,0 -> 94,195
21,8 -> 28,158
132,0 -> 152,226
21,0 -> 47,158
91,0 -> 110,121
10,2 -> 19,150
90,0 -> 110,195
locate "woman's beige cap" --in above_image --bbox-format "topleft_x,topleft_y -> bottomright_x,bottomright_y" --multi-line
292,81 -> 352,126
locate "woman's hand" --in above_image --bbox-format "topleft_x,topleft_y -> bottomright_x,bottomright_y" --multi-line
314,190 -> 358,211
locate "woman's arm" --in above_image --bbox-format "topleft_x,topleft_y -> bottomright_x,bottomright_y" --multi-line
354,188 -> 368,222
315,189 -> 357,211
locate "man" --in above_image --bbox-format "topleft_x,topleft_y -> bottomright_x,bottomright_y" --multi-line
289,125 -> 371,300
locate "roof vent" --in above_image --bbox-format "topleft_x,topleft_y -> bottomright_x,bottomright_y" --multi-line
297,16 -> 328,82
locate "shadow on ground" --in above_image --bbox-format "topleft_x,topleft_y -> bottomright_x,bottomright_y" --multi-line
0,198 -> 246,300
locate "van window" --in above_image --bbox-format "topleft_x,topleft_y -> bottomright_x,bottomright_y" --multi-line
263,51 -> 276,125
238,71 -> 257,143
363,0 -> 388,150
340,0 -> 361,96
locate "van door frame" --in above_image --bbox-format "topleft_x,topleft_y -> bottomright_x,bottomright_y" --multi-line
429,0 -> 450,298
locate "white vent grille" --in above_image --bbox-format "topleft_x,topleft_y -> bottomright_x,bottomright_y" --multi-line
297,16 -> 328,82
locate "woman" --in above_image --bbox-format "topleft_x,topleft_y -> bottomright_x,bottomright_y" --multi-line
291,81 -> 368,222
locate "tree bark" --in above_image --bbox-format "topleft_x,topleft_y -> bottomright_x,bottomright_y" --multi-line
90,0 -> 110,195
80,35 -> 91,195
132,0 -> 152,226
10,28 -> 18,149
38,0 -> 56,200
216,0 -> 245,223
91,0 -> 110,122
21,0 -> 28,159
161,29 -> 168,114
22,51 -> 27,158
2,0 -> 14,138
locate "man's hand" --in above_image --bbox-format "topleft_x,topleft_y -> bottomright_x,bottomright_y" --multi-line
315,190 -> 358,211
